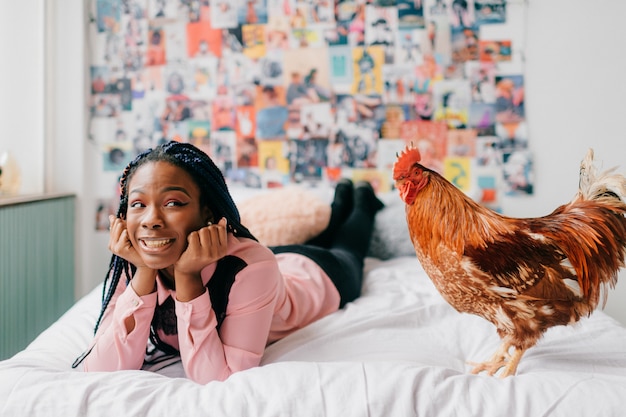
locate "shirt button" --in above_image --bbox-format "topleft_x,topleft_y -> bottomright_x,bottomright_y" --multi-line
132,299 -> 139,307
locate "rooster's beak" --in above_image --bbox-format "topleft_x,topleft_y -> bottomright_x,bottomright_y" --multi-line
399,181 -> 417,205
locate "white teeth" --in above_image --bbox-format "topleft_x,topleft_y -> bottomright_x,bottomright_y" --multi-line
142,239 -> 172,248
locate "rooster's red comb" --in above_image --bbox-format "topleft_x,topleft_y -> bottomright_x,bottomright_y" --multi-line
393,145 -> 422,180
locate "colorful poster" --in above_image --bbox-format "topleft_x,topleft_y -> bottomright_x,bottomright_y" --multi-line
376,138 -> 407,180
400,120 -> 448,173
447,128 -> 477,157
187,21 -> 223,58
242,24 -> 267,58
443,156 -> 472,192
328,45 -> 353,89
351,46 -> 385,95
287,138 -> 329,182
86,0 -> 532,223
96,0 -> 121,33
479,40 -> 512,62
397,0 -> 425,28
474,0 -> 506,25
210,2 -> 239,29
494,74 -> 524,124
432,79 -> 472,129
503,150 -> 534,195
258,139 -> 290,187
365,5 -> 398,63
211,130 -> 237,173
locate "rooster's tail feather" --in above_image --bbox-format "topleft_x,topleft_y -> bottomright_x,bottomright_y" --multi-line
579,148 -> 626,203
572,149 -> 626,306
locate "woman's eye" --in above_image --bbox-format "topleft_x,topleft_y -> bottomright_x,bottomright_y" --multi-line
129,201 -> 144,208
165,201 -> 184,207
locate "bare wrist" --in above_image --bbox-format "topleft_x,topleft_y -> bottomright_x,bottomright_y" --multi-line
174,272 -> 205,302
130,267 -> 158,296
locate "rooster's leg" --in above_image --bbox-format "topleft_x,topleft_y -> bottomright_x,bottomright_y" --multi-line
498,346 -> 525,378
468,341 -> 526,377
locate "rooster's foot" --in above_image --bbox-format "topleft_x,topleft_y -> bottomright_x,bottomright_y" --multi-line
468,342 -> 525,378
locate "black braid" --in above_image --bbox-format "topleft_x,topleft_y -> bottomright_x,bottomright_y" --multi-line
75,141 -> 256,367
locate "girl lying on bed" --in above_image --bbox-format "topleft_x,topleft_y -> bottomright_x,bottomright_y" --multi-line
72,141 -> 383,384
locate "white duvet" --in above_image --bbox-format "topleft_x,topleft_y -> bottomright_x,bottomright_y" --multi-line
2,256 -> 626,417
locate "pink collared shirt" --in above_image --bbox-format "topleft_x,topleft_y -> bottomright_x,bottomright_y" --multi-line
82,234 -> 340,384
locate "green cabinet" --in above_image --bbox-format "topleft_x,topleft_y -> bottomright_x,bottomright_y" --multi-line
0,194 -> 75,360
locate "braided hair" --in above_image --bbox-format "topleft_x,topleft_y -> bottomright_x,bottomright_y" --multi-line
94,141 -> 256,335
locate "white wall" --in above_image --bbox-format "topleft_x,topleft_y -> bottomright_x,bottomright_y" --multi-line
47,0 -> 105,300
503,0 -> 626,324
3,0 -> 626,325
0,1 -> 45,194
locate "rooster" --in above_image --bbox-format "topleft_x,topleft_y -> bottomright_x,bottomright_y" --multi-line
393,146 -> 626,377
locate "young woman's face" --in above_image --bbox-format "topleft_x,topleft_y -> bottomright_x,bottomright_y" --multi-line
125,161 -> 211,271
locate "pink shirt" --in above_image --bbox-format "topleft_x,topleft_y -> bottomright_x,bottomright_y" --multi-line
83,234 -> 340,384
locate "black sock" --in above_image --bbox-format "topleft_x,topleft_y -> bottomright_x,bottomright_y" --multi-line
306,179 -> 354,248
353,181 -> 385,217
336,182 -> 383,258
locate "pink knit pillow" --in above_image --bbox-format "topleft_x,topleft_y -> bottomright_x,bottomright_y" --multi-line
238,187 -> 331,246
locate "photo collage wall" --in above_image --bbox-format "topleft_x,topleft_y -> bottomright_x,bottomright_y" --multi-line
90,0 -> 530,229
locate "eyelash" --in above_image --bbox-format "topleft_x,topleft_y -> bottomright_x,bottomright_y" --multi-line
129,201 -> 187,208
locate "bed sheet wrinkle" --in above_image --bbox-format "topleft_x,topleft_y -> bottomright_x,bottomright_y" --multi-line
0,364 -> 34,415
2,256 -> 626,416
263,263 -> 488,367
361,257 -> 443,306
538,376 -> 626,417
263,303 -> 466,366
314,362 -> 369,417
539,375 -> 594,417
212,362 -> 361,417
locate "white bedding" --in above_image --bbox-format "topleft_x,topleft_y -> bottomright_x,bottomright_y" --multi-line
1,256 -> 626,416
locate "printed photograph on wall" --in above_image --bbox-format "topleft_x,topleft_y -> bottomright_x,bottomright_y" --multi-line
87,0 -> 529,229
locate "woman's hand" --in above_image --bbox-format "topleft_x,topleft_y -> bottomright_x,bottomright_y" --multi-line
108,215 -> 145,267
108,215 -> 157,296
175,217 -> 228,301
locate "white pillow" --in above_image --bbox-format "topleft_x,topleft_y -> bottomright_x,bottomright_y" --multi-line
367,193 -> 416,260
238,187 -> 331,246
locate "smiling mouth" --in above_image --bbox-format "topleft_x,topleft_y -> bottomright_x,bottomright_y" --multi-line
140,238 -> 173,249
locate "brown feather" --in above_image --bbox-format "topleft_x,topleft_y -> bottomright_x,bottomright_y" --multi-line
394,146 -> 626,376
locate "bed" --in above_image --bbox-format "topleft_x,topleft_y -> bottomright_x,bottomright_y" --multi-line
2,191 -> 626,416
